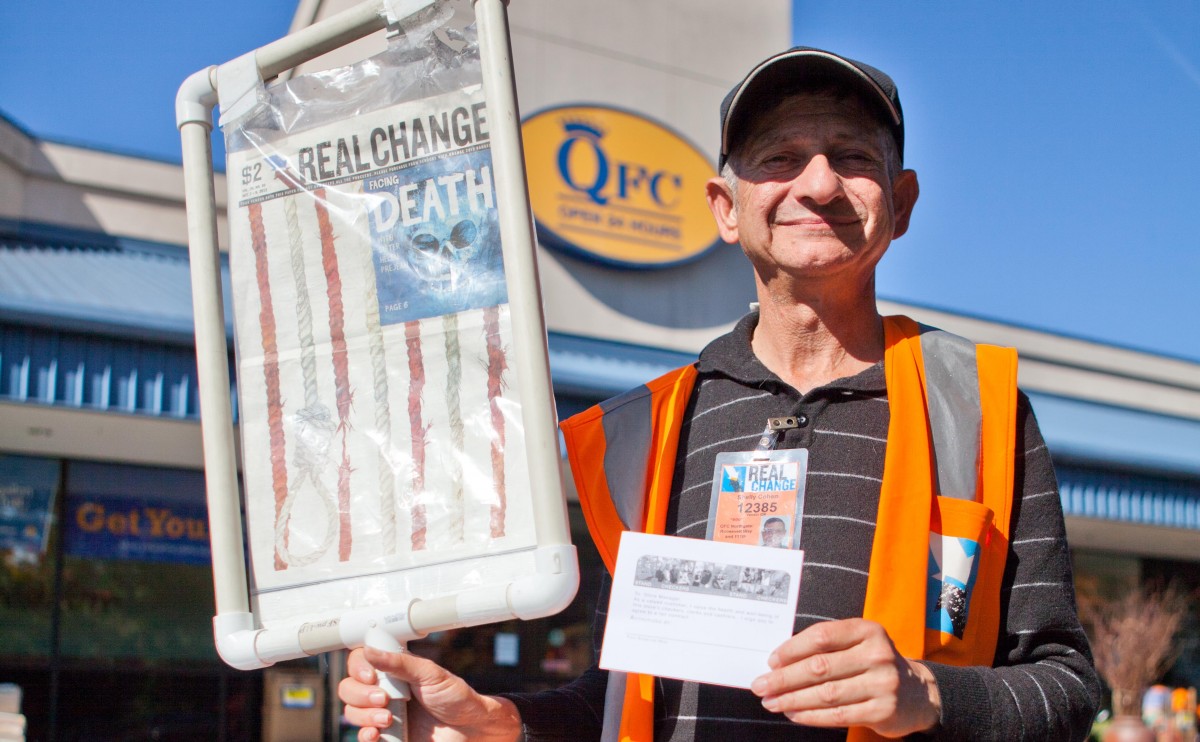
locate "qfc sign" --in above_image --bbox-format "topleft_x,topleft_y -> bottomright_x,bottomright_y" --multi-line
522,105 -> 720,269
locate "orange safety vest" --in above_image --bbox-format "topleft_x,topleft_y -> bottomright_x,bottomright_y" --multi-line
560,316 -> 1019,742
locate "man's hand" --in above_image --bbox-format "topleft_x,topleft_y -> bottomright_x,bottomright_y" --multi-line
749,618 -> 941,738
339,646 -> 523,742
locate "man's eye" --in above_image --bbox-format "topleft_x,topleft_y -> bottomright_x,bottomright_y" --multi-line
840,151 -> 878,164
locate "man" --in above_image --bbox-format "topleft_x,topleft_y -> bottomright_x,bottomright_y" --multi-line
340,46 -> 1101,740
761,516 -> 789,548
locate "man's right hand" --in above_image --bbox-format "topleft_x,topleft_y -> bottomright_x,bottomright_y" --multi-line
339,646 -> 524,742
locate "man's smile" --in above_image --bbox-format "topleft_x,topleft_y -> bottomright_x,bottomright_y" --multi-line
770,210 -> 859,228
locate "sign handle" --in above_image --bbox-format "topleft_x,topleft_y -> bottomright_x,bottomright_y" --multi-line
365,627 -> 411,742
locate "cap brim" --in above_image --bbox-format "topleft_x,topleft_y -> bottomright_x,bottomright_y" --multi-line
720,49 -> 902,166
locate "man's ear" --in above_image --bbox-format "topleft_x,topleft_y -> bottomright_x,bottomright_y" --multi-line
705,176 -> 740,245
891,169 -> 919,239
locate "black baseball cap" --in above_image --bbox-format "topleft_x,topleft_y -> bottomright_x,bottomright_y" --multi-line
718,46 -> 904,169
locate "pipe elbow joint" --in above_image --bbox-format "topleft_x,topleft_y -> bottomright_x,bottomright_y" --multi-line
213,612 -> 268,671
176,67 -> 219,130
508,544 -> 580,620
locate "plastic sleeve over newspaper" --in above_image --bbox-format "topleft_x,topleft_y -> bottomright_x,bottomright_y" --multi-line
220,4 -> 538,627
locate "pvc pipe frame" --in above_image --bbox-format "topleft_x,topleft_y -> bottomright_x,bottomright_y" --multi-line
176,0 -> 576,672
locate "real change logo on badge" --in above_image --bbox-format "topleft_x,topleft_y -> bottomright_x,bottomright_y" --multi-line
522,105 -> 721,269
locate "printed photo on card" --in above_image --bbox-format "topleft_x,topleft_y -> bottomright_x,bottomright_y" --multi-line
601,532 -> 804,689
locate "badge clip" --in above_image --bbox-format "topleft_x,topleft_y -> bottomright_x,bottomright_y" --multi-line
754,416 -> 800,458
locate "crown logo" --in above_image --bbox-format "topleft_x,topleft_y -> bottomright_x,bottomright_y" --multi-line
561,118 -> 605,140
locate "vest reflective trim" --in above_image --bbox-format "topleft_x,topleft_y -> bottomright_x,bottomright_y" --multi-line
599,385 -> 655,532
919,326 -> 983,501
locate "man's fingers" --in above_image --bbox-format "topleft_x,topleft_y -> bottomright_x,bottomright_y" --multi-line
362,645 -> 420,675
755,619 -> 893,698
759,670 -> 882,713
752,645 -> 865,697
753,620 -> 942,738
338,676 -> 392,709
363,645 -> 454,689
340,647 -> 421,732
768,618 -> 875,668
341,697 -> 394,729
342,645 -> 521,740
775,697 -> 896,731
346,647 -> 378,684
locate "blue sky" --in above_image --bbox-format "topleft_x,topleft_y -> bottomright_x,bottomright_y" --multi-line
795,3 -> 1200,364
1,1 -> 1197,361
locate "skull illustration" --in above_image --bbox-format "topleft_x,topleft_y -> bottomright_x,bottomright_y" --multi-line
405,219 -> 482,293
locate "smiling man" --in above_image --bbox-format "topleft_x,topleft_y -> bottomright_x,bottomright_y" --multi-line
340,47 -> 1101,742
761,517 -> 789,548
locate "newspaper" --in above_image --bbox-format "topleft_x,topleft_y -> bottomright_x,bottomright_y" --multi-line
222,26 -> 537,616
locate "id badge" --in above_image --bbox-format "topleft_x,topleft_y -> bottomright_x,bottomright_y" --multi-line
705,449 -> 808,549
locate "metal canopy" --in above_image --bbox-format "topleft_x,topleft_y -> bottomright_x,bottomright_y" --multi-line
0,221 -> 233,344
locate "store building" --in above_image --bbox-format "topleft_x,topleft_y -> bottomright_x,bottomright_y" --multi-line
1,0 -> 1198,739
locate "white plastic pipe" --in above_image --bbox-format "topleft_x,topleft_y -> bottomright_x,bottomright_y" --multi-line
252,0 -> 388,82
475,0 -> 571,546
174,0 -> 397,671
175,0 -> 578,678
177,88 -> 248,618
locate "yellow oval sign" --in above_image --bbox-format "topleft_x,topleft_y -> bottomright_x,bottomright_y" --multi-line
522,105 -> 720,269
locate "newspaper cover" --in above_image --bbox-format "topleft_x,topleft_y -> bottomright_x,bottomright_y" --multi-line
222,27 -> 538,617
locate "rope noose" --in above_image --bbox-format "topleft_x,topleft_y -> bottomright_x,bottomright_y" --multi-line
356,180 -> 398,556
273,192 -> 338,568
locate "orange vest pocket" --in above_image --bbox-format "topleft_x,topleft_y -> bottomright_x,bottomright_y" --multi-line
925,497 -> 998,661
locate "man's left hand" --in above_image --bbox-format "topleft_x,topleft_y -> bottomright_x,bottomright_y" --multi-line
749,618 -> 940,738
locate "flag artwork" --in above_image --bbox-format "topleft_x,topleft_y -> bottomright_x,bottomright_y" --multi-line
224,80 -> 537,617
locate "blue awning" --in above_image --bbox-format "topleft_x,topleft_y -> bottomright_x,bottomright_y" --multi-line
1056,462 -> 1200,531
0,321 -> 208,419
0,220 -> 232,344
547,332 -> 695,398
0,221 -> 232,419
1029,392 -> 1200,478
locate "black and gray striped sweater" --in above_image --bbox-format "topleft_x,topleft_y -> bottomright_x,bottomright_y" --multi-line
508,314 -> 1101,741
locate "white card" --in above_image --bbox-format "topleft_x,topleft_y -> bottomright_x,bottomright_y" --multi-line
599,532 -> 804,689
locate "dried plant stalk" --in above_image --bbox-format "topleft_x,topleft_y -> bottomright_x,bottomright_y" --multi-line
1079,581 -> 1189,717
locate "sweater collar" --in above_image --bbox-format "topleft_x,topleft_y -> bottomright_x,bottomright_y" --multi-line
696,311 -> 886,395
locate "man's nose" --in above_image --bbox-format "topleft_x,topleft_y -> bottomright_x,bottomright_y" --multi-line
789,154 -> 842,205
